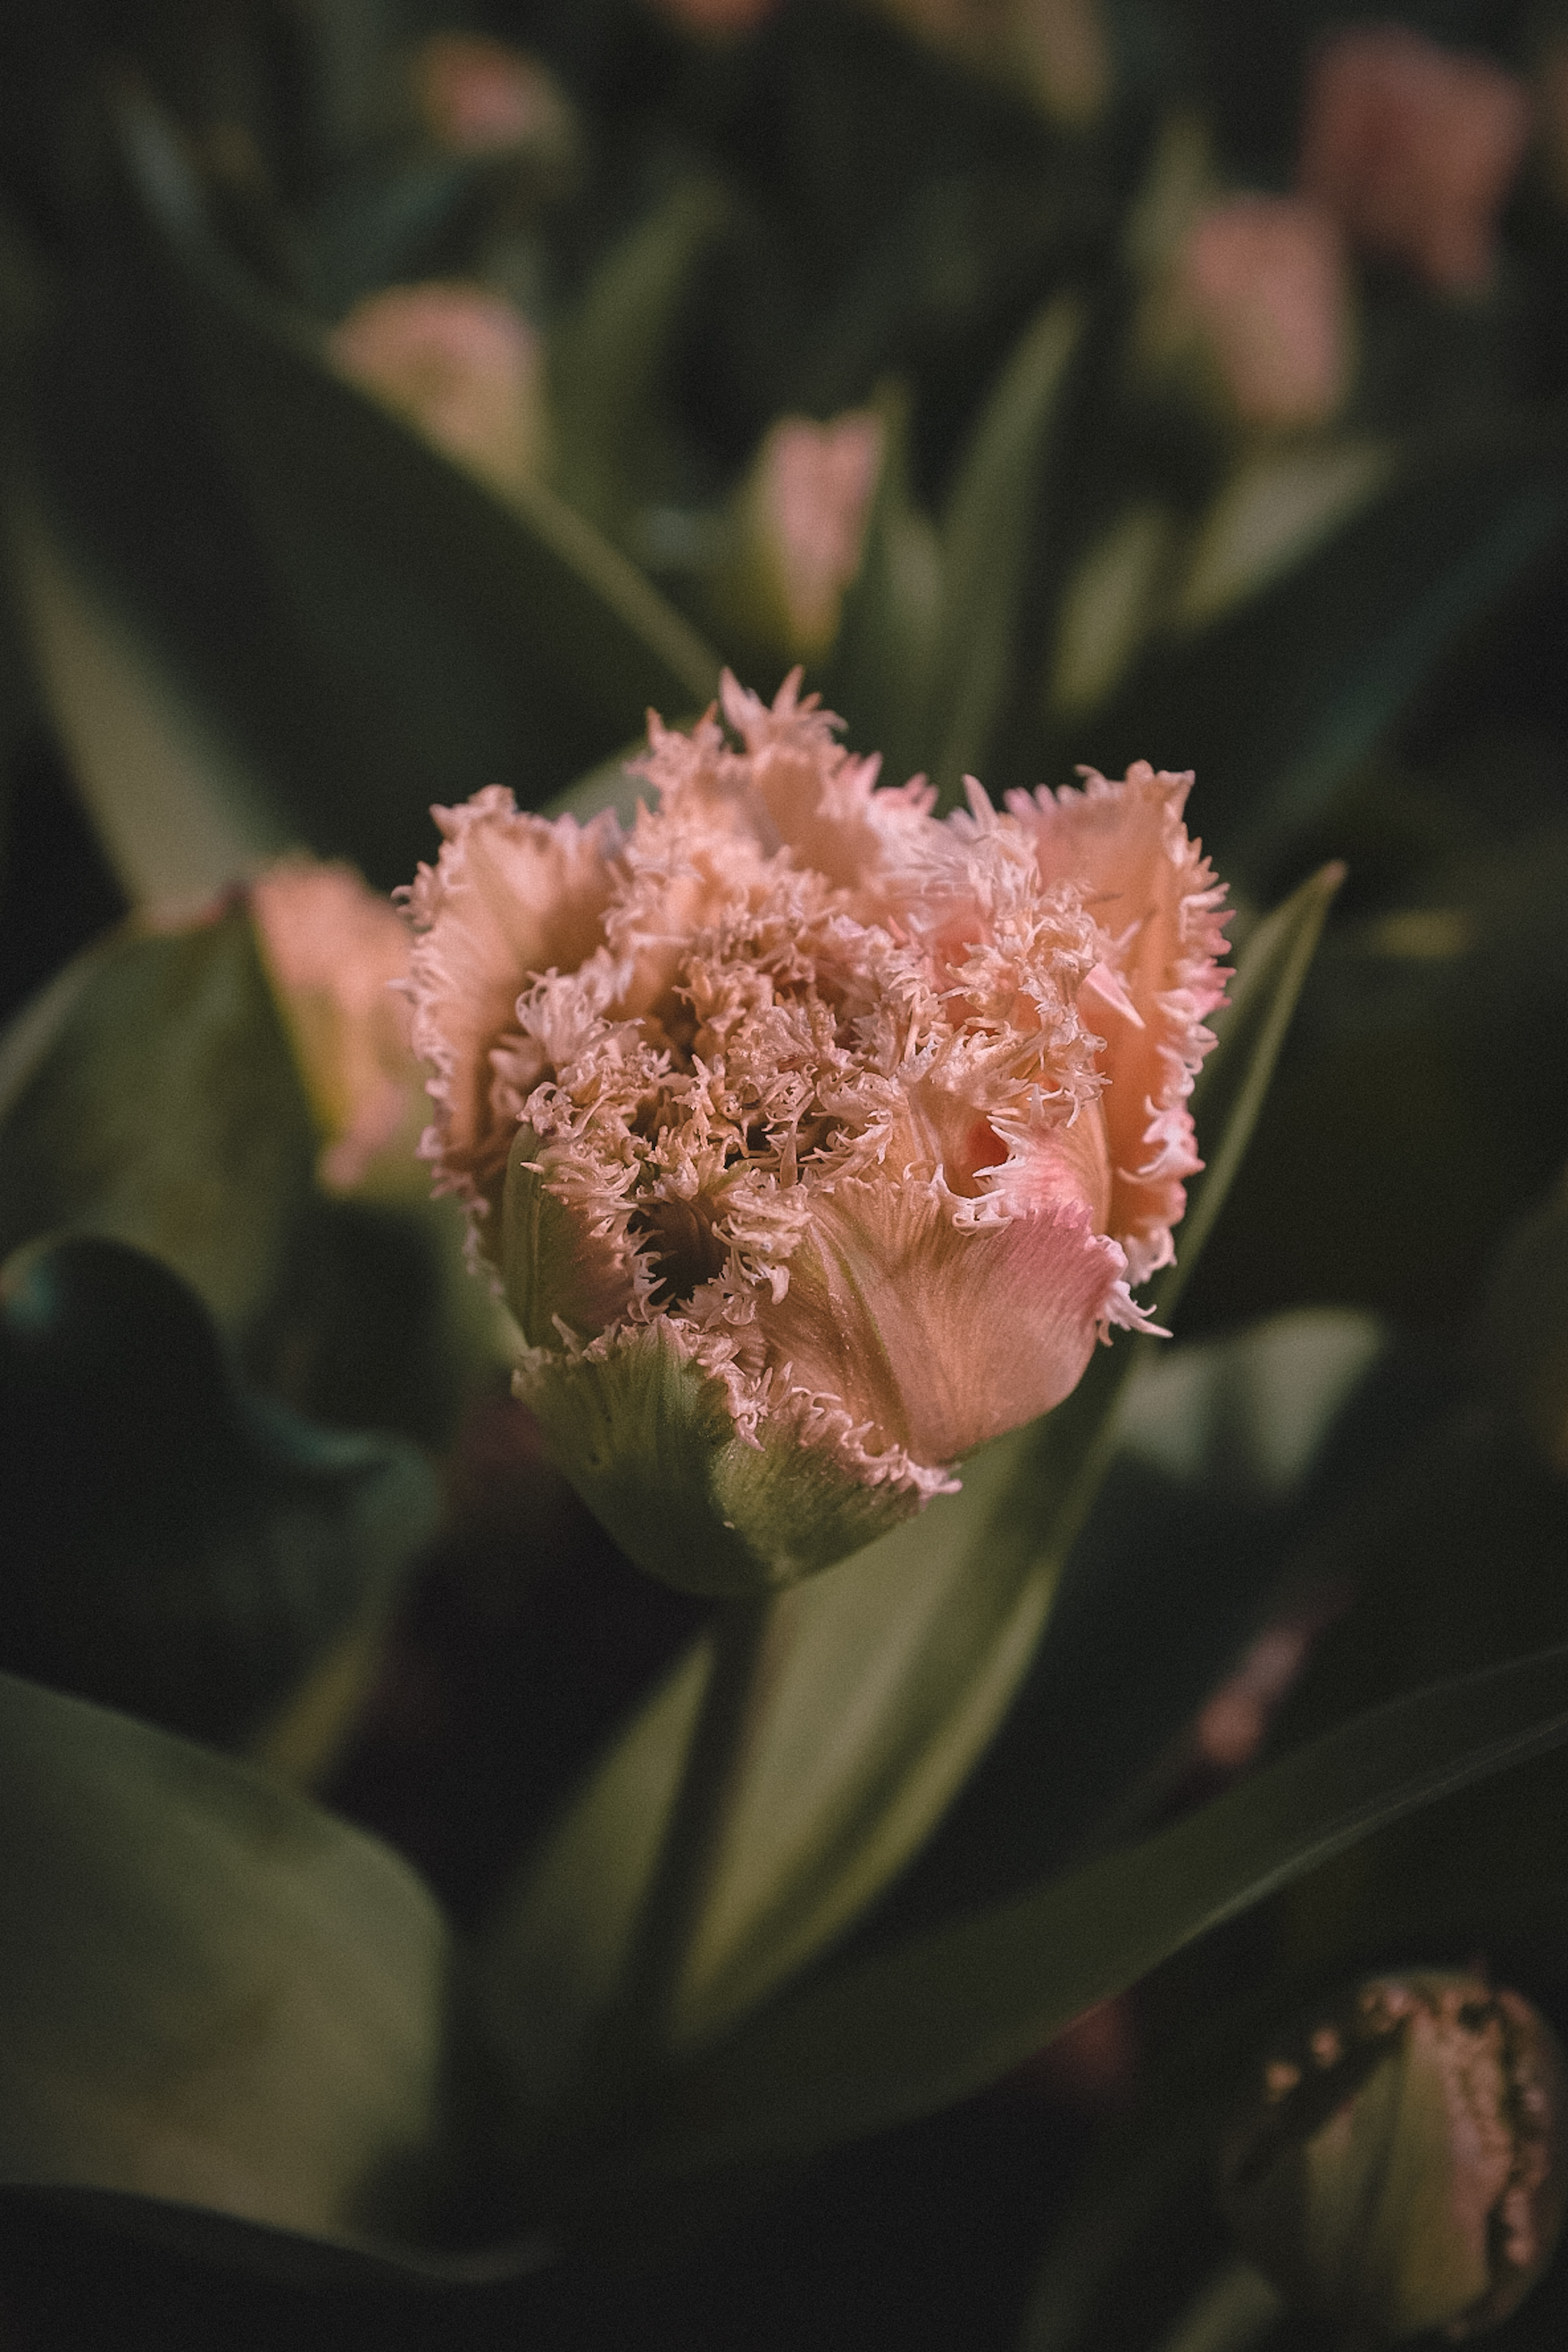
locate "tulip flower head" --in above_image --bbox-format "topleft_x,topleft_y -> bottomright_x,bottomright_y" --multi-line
403,677 -> 1228,1593
329,284 -> 547,499
728,410 -> 884,659
1298,26 -> 1531,295
409,34 -> 577,164
1155,195 -> 1353,431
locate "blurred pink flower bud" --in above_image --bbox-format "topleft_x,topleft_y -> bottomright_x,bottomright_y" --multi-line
250,858 -> 419,1195
329,284 -> 547,497
1222,1973 -> 1567,2339
409,33 -> 577,163
402,674 -> 1228,1593
1158,195 -> 1352,430
731,410 -> 884,659
1298,26 -> 1532,295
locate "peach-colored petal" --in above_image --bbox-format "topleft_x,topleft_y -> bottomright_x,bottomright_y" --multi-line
752,1167 -> 1130,1474
1006,763 -> 1229,1285
1298,27 -> 1531,295
400,789 -> 623,1228
250,857 -> 417,1193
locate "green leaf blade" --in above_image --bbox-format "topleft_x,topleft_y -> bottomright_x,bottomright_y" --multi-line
639,1642 -> 1568,2180
0,1672 -> 452,2250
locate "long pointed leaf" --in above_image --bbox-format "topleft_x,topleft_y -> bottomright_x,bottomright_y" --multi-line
928,296 -> 1082,805
479,864 -> 1340,2113
636,1642 -> 1568,2180
549,180 -> 728,539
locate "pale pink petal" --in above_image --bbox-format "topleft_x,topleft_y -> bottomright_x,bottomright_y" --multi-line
1008,763 -> 1230,1287
409,34 -> 577,163
733,412 -> 883,659
329,284 -> 547,496
402,789 -> 623,1226
1169,196 -> 1351,429
250,857 -> 417,1193
752,1168 -> 1129,1472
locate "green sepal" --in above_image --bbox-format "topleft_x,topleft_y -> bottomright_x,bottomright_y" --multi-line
516,1321 -> 917,1601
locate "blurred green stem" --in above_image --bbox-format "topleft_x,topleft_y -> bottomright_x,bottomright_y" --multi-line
609,1593 -> 778,2077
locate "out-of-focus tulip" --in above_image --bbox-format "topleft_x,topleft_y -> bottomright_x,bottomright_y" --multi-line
329,283 -> 547,499
409,33 -> 579,168
1221,1972 -> 1567,2340
1298,27 -> 1532,295
1148,194 -> 1353,431
401,673 -> 1228,1593
250,858 -> 420,1196
726,410 -> 884,660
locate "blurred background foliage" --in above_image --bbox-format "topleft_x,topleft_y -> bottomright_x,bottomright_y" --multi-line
7,0 -> 1568,2345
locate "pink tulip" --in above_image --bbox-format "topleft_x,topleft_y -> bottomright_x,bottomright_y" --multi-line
251,858 -> 417,1194
731,410 -> 884,657
1164,195 -> 1351,430
1299,26 -> 1531,294
409,34 -> 576,162
329,284 -> 546,497
402,677 -> 1228,1591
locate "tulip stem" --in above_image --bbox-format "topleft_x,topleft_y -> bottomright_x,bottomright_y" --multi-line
604,1592 -> 778,2087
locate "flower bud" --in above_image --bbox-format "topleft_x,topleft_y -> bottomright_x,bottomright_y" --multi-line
723,411 -> 884,661
250,857 -> 423,1198
1144,195 -> 1353,432
329,283 -> 548,500
402,674 -> 1228,1594
408,34 -> 579,170
1220,1973 -> 1566,2340
1298,28 -> 1531,296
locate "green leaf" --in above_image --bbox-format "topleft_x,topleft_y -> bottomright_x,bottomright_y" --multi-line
1148,861 -> 1342,1331
927,296 -> 1082,805
1,1234 -> 439,1759
111,89 -> 721,888
549,179 -> 729,540
1057,428 -> 1568,891
8,489 -> 292,911
477,866 -> 1340,2112
635,1642 -> 1568,2183
0,1669 -> 453,2248
0,906 -> 316,1332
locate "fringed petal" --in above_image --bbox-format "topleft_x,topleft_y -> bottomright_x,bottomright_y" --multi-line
1007,763 -> 1231,1288
748,1169 -> 1128,1475
400,788 -> 623,1231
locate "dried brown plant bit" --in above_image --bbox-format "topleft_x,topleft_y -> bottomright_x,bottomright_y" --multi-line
1220,1971 -> 1567,2340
